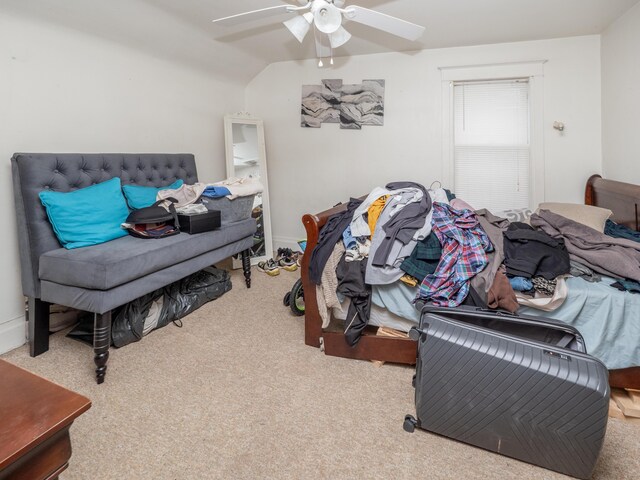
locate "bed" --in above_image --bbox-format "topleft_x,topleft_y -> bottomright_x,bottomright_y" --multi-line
300,174 -> 640,389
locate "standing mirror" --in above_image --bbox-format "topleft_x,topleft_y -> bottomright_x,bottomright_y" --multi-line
224,113 -> 273,266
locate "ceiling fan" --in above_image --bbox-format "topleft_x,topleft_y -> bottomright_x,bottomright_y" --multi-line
212,0 -> 426,66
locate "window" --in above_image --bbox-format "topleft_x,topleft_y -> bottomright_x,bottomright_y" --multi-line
440,61 -> 545,212
453,79 -> 530,212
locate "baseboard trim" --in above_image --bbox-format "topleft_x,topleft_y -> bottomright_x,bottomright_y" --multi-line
0,315 -> 26,354
273,236 -> 305,253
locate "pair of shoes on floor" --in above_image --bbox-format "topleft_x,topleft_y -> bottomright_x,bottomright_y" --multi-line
257,259 -> 280,276
258,249 -> 302,276
291,251 -> 303,267
276,248 -> 298,272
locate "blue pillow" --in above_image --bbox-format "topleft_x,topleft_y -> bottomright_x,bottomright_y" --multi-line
122,179 -> 184,210
39,177 -> 130,249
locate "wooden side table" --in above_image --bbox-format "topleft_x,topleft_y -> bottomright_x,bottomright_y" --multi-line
0,360 -> 91,480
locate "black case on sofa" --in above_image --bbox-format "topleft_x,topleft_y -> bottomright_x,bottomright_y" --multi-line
177,210 -> 221,234
404,306 -> 609,479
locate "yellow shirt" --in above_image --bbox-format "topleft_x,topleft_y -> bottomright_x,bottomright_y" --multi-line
367,195 -> 389,235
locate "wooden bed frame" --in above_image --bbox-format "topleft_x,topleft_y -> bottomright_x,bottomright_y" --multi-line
300,174 -> 640,389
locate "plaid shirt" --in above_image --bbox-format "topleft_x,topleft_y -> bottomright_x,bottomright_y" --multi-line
417,203 -> 493,307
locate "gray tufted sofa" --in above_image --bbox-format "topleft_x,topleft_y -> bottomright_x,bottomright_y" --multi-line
11,153 -> 256,384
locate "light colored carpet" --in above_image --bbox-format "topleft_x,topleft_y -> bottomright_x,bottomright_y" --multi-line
2,268 -> 639,480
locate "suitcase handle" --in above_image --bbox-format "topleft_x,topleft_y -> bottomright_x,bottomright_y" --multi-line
474,307 -> 518,317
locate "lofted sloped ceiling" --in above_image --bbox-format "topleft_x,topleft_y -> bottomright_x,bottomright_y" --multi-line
2,0 -> 639,83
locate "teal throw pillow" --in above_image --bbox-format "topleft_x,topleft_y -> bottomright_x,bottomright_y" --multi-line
39,177 -> 130,249
122,179 -> 184,209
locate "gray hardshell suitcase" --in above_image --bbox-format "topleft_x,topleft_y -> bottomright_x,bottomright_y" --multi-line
404,306 -> 609,479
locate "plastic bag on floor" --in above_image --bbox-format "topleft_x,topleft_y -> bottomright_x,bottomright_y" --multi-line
67,266 -> 232,348
159,267 -> 232,328
109,289 -> 162,347
143,296 -> 164,336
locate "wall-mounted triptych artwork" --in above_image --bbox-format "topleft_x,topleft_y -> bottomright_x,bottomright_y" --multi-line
301,79 -> 385,129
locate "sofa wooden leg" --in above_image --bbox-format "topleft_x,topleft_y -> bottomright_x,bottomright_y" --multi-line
93,311 -> 111,385
241,249 -> 252,289
28,297 -> 51,357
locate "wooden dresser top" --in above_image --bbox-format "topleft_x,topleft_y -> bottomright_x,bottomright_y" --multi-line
0,359 -> 91,470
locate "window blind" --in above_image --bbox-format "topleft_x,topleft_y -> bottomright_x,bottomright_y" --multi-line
453,79 -> 530,213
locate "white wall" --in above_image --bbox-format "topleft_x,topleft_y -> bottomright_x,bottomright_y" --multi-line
0,11 -> 244,353
602,2 -> 640,184
247,36 -> 603,248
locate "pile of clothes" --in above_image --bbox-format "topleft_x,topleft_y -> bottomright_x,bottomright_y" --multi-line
157,176 -> 263,213
310,182 -> 497,345
309,181 -> 640,346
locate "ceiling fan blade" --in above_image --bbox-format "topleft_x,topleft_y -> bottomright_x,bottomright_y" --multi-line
345,6 -> 425,41
329,26 -> 351,48
212,5 -> 295,27
284,15 -> 312,43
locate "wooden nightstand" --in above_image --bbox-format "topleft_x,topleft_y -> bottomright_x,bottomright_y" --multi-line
0,360 -> 91,479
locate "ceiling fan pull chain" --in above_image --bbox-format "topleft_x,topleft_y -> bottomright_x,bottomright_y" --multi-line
313,24 -> 325,67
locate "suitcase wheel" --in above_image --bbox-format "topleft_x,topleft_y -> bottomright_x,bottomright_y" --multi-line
403,414 -> 417,433
412,374 -> 416,388
289,278 -> 305,317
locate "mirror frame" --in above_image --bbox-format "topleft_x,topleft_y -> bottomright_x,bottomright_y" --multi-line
224,113 -> 273,266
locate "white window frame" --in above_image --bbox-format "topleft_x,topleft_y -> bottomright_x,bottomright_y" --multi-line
440,61 -> 546,209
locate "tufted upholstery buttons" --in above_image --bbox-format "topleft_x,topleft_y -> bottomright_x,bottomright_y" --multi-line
53,169 -> 59,174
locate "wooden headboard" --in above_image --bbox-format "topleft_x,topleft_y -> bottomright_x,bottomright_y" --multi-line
585,174 -> 640,231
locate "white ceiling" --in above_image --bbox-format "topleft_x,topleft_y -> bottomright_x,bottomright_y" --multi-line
2,0 -> 638,82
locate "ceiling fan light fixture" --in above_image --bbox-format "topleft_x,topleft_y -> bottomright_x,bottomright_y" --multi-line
284,15 -> 312,43
313,3 -> 343,34
329,26 -> 351,48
